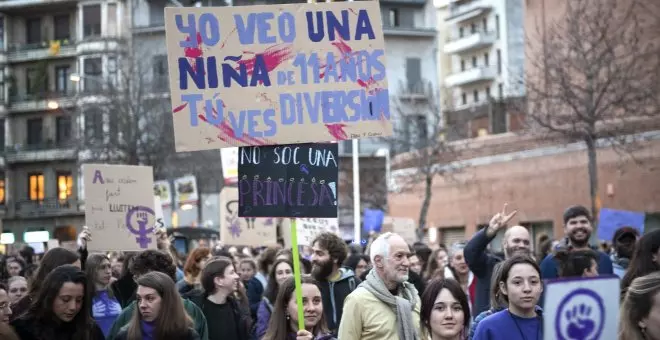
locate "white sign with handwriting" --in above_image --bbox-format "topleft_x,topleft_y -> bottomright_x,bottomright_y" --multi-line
83,164 -> 156,252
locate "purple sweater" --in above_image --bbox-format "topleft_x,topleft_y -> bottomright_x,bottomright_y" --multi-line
255,299 -> 273,339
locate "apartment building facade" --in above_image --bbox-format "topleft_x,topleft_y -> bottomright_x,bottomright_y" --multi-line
0,0 -> 131,244
436,0 -> 525,139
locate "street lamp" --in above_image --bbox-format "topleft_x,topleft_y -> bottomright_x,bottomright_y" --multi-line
47,100 -> 59,110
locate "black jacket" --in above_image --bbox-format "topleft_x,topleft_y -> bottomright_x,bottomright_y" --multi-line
464,228 -> 504,315
318,268 -> 360,334
114,326 -> 200,340
11,315 -> 105,340
183,289 -> 252,340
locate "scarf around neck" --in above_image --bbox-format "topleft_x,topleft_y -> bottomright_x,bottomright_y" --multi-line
360,269 -> 419,340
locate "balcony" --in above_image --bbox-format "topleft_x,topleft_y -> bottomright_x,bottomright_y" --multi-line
380,0 -> 426,6
398,80 -> 431,101
12,198 -> 82,218
8,88 -> 77,113
5,141 -> 77,164
446,0 -> 493,24
76,36 -> 125,55
6,39 -> 77,63
383,24 -> 436,38
445,66 -> 496,87
444,31 -> 496,54
132,21 -> 166,35
0,0 -> 78,11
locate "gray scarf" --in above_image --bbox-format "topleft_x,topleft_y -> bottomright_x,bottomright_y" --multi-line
361,269 -> 419,340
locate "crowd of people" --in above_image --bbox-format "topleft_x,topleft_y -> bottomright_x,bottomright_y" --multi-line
0,203 -> 658,339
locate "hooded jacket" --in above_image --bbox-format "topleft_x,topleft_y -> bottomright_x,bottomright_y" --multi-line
317,267 -> 360,334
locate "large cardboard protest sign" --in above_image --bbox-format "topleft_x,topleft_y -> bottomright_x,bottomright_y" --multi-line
543,275 -> 619,340
219,187 -> 277,246
238,143 -> 338,218
381,216 -> 416,244
164,2 -> 391,151
83,164 -> 157,252
282,218 -> 339,247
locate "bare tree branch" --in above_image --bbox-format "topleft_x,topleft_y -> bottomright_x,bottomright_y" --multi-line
523,0 -> 660,218
386,84 -> 467,241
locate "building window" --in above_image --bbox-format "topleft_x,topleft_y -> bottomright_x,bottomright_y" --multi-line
57,172 -> 73,200
473,90 -> 479,102
496,15 -> 500,38
53,15 -> 70,40
470,22 -> 477,33
85,109 -> 103,143
458,27 -> 464,38
152,55 -> 168,91
498,83 -> 504,98
26,68 -> 47,95
149,1 -> 166,26
83,58 -> 103,92
82,5 -> 101,38
27,118 -> 43,145
0,118 -> 4,151
472,56 -> 477,68
483,17 -> 488,31
405,58 -> 421,91
484,52 -> 489,65
107,3 -> 117,36
460,60 -> 465,71
28,173 -> 45,201
56,116 -> 72,145
486,86 -> 491,98
461,93 -> 467,105
26,18 -> 41,45
497,49 -> 502,74
0,178 -> 5,205
55,66 -> 70,93
415,115 -> 428,142
388,8 -> 399,27
0,17 -> 5,49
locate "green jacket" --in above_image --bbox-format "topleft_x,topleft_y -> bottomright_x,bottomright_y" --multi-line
107,298 -> 208,340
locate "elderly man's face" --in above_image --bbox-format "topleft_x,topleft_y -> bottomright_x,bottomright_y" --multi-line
380,236 -> 411,284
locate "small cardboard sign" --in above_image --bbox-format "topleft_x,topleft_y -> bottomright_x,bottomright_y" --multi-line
543,275 -> 619,340
83,164 -> 156,252
237,143 -> 338,218
219,187 -> 278,246
282,218 -> 340,247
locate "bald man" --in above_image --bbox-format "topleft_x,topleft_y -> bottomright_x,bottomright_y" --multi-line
464,204 -> 532,314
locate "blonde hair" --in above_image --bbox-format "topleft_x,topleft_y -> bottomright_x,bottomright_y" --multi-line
620,272 -> 660,340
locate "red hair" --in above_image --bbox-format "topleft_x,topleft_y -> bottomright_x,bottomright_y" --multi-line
183,247 -> 211,278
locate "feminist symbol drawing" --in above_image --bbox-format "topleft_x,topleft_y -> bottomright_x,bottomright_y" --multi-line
125,206 -> 156,248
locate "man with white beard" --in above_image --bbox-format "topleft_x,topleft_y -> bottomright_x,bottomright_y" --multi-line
464,203 -> 532,315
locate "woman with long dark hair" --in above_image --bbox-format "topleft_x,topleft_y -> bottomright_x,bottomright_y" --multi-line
115,271 -> 198,340
420,279 -> 471,340
85,254 -> 122,337
10,247 -> 80,322
10,265 -> 104,340
256,259 -> 294,338
263,276 -> 335,340
622,229 -> 660,296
